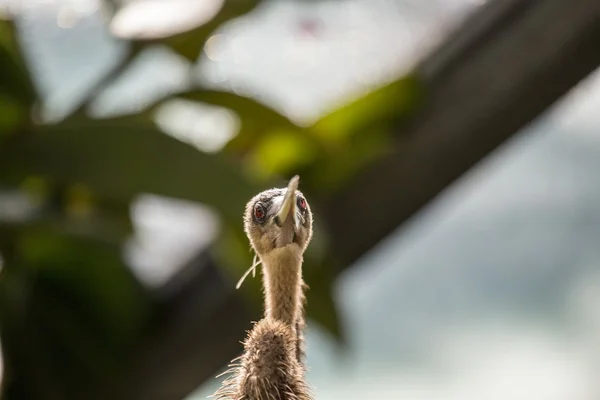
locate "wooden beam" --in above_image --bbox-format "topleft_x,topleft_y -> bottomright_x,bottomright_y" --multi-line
325,0 -> 600,265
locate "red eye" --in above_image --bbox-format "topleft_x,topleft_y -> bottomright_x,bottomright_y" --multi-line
254,204 -> 265,220
297,197 -> 307,210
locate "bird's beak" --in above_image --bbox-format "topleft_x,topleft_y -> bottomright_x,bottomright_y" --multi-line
276,175 -> 300,231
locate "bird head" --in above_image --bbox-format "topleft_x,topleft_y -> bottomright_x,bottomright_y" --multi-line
244,175 -> 313,257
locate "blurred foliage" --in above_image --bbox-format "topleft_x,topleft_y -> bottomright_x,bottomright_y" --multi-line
0,19 -> 36,135
0,1 -> 422,398
132,0 -> 261,61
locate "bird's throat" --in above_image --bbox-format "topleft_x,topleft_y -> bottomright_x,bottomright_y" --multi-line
261,245 -> 304,326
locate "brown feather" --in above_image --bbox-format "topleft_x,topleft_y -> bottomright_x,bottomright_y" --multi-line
213,179 -> 314,400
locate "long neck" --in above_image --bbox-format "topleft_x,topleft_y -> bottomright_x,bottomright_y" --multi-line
261,247 -> 304,326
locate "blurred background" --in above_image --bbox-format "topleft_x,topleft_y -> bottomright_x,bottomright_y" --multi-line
0,0 -> 599,399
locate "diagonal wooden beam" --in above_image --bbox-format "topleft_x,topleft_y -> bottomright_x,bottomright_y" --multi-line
325,0 -> 600,265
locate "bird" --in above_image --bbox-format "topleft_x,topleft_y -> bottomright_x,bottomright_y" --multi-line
213,175 -> 314,400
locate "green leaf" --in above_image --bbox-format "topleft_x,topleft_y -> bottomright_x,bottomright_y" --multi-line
176,90 -> 294,129
311,75 -> 423,143
280,75 -> 424,194
134,0 -> 262,61
17,227 -> 149,347
0,19 -> 38,134
0,224 -> 151,399
305,125 -> 394,194
173,89 -> 302,151
0,114 -> 258,225
168,89 -> 330,181
0,93 -> 26,133
0,19 -> 37,105
250,129 -> 318,178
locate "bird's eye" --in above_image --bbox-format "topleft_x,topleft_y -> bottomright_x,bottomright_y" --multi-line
297,196 -> 307,211
253,203 -> 266,221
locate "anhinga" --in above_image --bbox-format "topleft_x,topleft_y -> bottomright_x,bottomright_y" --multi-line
214,176 -> 313,400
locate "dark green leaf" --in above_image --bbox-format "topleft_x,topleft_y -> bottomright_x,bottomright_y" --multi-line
0,93 -> 26,134
0,19 -> 38,112
0,224 -> 150,399
0,115 -> 258,225
176,90 -> 294,129
17,228 -> 148,344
